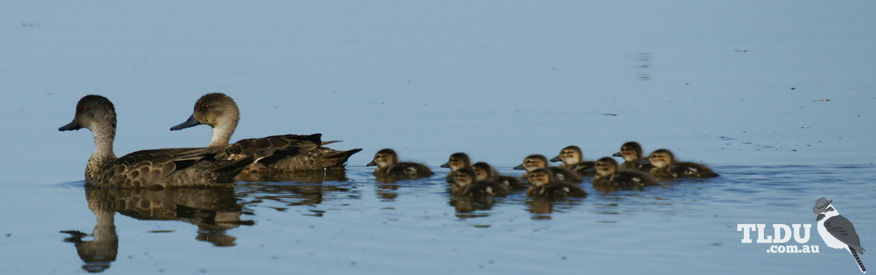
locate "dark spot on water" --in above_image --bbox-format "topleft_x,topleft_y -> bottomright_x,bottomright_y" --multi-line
711,242 -> 722,246
148,230 -> 174,233
601,113 -> 618,116
474,224 -> 490,228
790,87 -> 796,91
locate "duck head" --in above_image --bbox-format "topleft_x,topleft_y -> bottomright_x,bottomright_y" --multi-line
514,154 -> 548,172
367,148 -> 398,168
648,149 -> 675,169
550,145 -> 582,166
59,95 -> 117,159
594,157 -> 619,177
170,93 -> 240,147
440,152 -> 471,172
612,141 -> 643,162
471,162 -> 493,182
526,168 -> 554,187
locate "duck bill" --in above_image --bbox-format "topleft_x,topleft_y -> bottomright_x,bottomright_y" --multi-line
440,162 -> 449,168
611,152 -> 622,157
58,120 -> 81,131
170,115 -> 202,131
549,156 -> 561,162
513,164 -> 525,170
366,160 -> 377,167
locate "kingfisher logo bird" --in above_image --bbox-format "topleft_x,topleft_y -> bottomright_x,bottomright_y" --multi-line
814,197 -> 866,274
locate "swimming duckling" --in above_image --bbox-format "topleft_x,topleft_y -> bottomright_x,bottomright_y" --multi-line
170,93 -> 362,181
550,145 -> 596,176
59,95 -> 253,188
514,154 -> 582,184
451,168 -> 510,197
472,162 -> 527,191
611,141 -> 653,172
440,152 -> 471,183
592,157 -> 659,189
525,168 -> 587,198
647,149 -> 719,180
367,148 -> 433,182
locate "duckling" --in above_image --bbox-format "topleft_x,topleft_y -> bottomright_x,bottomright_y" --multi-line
611,141 -> 653,172
647,149 -> 719,180
525,168 -> 587,198
549,145 -> 596,176
592,157 -> 659,189
451,168 -> 510,197
59,95 -> 254,188
472,162 -> 527,191
367,148 -> 433,182
440,152 -> 471,183
514,154 -> 582,184
170,93 -> 362,181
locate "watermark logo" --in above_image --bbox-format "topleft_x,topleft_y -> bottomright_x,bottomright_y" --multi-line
813,197 -> 866,274
736,197 -> 867,274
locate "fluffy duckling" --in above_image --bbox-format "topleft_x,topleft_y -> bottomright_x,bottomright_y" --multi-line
59,95 -> 253,188
451,168 -> 510,197
525,168 -> 587,198
367,148 -> 433,181
472,162 -> 527,191
440,152 -> 471,183
592,157 -> 659,189
647,149 -> 719,180
170,93 -> 362,181
550,145 -> 596,176
514,154 -> 583,184
611,141 -> 653,172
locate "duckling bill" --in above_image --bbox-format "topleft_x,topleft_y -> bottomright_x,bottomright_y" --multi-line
368,148 -> 433,182
60,95 -> 253,188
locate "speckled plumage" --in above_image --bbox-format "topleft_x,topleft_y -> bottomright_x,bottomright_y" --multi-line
60,95 -> 253,188
550,145 -> 596,176
525,168 -> 587,198
170,93 -> 361,181
472,162 -> 526,191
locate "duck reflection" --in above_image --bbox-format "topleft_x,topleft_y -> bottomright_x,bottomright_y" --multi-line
61,186 -> 251,273
448,195 -> 496,217
235,168 -> 349,183
237,182 -> 357,211
526,197 -> 583,219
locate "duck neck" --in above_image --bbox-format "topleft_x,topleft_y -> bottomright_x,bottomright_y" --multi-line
86,125 -> 117,180
209,125 -> 235,147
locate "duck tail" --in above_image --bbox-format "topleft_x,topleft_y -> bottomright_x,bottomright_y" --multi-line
329,148 -> 363,166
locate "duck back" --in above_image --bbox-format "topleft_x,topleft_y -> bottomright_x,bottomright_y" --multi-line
527,182 -> 587,198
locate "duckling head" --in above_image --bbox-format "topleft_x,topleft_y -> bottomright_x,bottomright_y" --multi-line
612,141 -> 643,162
440,152 -> 471,172
452,168 -> 477,188
526,168 -> 554,187
367,148 -> 398,168
594,157 -> 619,177
170,93 -> 240,146
550,145 -> 583,165
514,154 -> 548,172
471,162 -> 494,182
648,149 -> 675,169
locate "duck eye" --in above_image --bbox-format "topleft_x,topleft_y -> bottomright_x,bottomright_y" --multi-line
203,104 -> 210,110
79,106 -> 87,112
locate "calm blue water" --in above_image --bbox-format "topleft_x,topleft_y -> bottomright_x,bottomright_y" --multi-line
2,0 -> 876,274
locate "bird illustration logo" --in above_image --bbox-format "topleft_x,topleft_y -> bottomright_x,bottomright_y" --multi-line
814,197 -> 866,273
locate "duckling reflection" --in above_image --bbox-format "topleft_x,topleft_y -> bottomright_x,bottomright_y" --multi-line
514,154 -> 583,184
450,168 -> 510,197
525,168 -> 587,198
472,162 -> 527,191
61,186 -> 251,272
367,148 -> 433,182
647,149 -> 719,181
611,141 -> 653,172
550,145 -> 596,176
592,157 -> 659,191
440,152 -> 471,183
